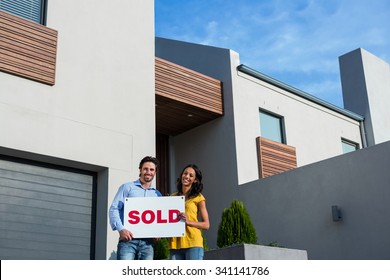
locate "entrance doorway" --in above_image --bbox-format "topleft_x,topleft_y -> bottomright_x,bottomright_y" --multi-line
156,133 -> 170,195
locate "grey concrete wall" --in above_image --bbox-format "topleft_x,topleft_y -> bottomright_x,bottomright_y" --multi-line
238,140 -> 390,259
340,48 -> 390,146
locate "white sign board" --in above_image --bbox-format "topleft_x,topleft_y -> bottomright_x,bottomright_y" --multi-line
124,196 -> 185,238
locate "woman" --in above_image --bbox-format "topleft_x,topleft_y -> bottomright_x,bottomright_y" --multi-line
169,164 -> 210,260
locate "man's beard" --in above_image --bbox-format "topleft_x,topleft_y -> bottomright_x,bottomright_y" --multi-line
142,175 -> 153,182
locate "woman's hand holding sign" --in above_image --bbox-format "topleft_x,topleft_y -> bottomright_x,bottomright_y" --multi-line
179,212 -> 187,222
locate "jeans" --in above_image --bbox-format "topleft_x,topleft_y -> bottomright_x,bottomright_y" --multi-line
170,247 -> 204,260
117,239 -> 154,260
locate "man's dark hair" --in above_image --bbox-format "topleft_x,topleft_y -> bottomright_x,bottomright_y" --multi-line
139,156 -> 159,170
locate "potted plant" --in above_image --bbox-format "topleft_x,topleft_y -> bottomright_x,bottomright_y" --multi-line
205,199 -> 308,260
217,199 -> 258,248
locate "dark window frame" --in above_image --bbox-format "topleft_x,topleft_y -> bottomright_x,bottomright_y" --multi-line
0,0 -> 48,25
341,138 -> 359,154
259,109 -> 286,144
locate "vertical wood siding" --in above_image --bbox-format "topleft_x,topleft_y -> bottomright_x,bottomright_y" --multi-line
257,136 -> 297,178
0,10 -> 58,85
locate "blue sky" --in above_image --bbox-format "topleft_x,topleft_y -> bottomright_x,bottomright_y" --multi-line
154,0 -> 390,108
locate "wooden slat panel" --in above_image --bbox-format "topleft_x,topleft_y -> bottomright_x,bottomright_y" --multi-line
155,57 -> 224,135
257,137 -> 297,178
155,57 -> 223,114
0,10 -> 58,85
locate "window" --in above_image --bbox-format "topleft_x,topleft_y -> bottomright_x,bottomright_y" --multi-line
341,139 -> 359,154
341,139 -> 358,154
259,110 -> 285,143
0,0 -> 46,24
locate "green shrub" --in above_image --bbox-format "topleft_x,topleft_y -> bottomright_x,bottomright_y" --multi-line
217,199 -> 258,248
153,238 -> 169,260
202,231 -> 208,251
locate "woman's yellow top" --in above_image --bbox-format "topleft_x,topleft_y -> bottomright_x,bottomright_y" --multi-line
169,193 -> 205,249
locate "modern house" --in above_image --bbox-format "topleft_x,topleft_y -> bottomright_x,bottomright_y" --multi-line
1,1 -> 389,260
155,38 -> 390,260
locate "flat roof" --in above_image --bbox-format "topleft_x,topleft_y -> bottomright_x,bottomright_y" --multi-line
237,64 -> 364,121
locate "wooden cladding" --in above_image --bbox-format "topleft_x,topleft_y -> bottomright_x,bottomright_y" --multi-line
0,10 -> 58,85
257,136 -> 297,178
155,57 -> 223,135
155,57 -> 223,115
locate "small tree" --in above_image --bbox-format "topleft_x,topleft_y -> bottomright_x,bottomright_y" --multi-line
217,199 -> 258,248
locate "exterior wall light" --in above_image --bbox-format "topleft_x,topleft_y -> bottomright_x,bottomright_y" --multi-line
332,205 -> 342,222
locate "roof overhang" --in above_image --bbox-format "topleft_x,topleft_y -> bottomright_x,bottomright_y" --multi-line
155,57 -> 223,136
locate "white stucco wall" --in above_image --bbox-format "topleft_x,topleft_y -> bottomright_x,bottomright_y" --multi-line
0,0 -> 155,259
340,48 -> 390,147
357,49 -> 390,145
232,61 -> 363,185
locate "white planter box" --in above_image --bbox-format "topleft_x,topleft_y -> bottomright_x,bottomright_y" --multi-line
204,244 -> 308,260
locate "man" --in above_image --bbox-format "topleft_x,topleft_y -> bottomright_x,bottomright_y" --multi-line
109,156 -> 162,260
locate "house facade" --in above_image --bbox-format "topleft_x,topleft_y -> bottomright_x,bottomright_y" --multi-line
1,1 -> 389,259
0,0 -> 156,259
155,39 -> 390,259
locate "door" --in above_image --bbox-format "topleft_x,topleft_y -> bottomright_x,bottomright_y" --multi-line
0,156 -> 96,259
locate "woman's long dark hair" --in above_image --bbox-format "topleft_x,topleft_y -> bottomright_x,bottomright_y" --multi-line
176,164 -> 203,199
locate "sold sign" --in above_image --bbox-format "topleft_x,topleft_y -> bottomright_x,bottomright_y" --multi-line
128,209 -> 181,224
124,196 -> 185,238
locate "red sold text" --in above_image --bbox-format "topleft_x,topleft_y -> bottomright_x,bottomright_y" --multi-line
128,209 -> 181,224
